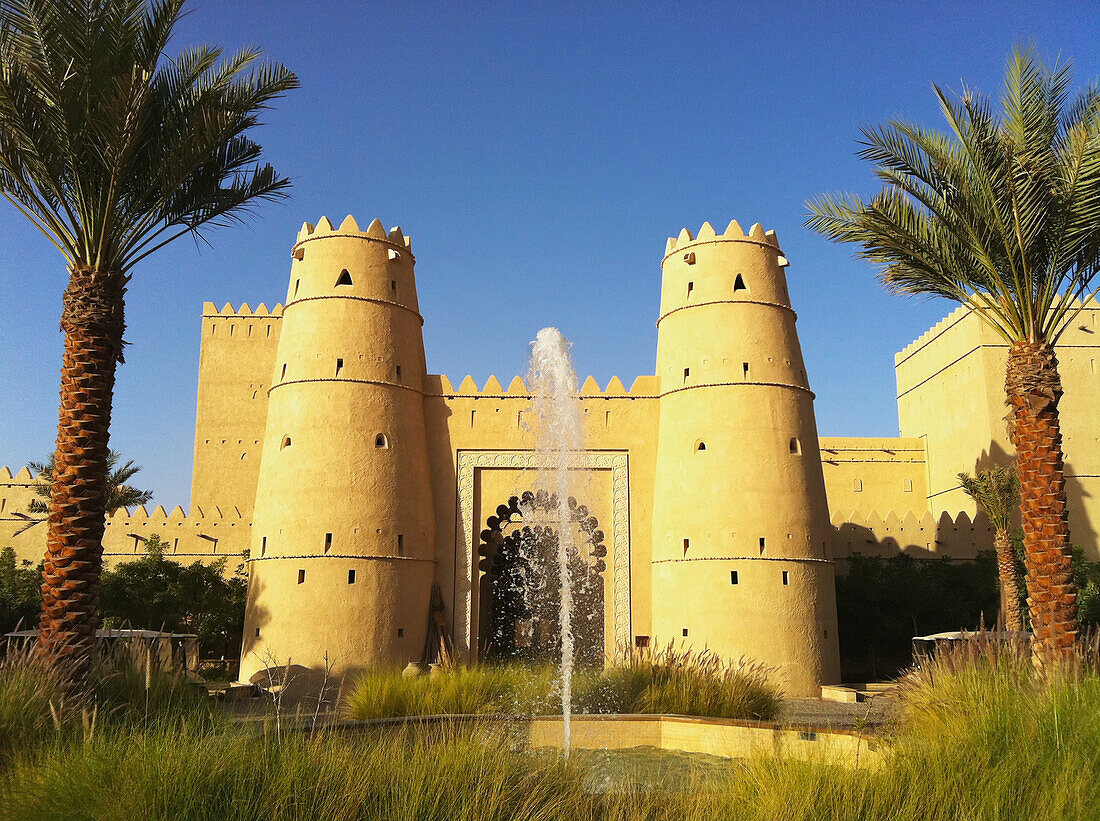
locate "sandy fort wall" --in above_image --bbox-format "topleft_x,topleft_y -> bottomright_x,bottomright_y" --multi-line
830,509 -> 995,562
896,299 -> 1100,558
1,467 -> 249,571
818,437 -> 927,518
190,302 -> 283,515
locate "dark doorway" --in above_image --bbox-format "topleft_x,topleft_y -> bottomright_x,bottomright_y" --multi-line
478,490 -> 606,666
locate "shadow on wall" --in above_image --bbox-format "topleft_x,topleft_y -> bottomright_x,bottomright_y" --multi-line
972,439 -> 1093,560
832,511 -> 995,562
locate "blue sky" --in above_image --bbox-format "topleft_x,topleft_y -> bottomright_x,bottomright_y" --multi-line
1,1 -> 1098,506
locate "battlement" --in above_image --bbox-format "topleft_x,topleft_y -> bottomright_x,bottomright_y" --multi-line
894,296 -> 1100,365
831,508 -> 994,560
201,302 -> 284,318
664,220 -> 782,258
893,303 -> 973,365
423,374 -> 661,399
0,466 -> 37,483
292,215 -> 413,253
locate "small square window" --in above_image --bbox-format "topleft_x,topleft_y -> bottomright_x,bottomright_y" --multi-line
634,635 -> 650,648
397,628 -> 404,638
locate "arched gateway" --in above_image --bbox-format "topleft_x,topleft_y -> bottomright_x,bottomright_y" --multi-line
477,491 -> 606,665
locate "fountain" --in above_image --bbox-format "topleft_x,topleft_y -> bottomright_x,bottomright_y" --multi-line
526,327 -> 584,755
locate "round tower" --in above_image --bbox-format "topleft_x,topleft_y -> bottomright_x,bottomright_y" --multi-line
239,215 -> 435,684
649,220 -> 840,696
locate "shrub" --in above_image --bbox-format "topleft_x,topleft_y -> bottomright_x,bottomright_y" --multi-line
835,551 -> 999,680
576,644 -> 781,720
343,665 -> 559,719
344,646 -> 781,722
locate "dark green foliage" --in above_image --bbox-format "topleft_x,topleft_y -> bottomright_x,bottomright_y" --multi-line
98,536 -> 247,658
835,552 -> 1000,680
1009,534 -> 1100,630
0,547 -> 41,633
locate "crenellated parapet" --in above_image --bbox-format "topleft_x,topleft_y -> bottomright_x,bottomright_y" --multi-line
424,374 -> 660,399
830,509 -> 995,562
101,503 -> 251,560
893,303 -> 972,366
1,465 -> 250,572
292,214 -> 413,258
663,220 -> 784,260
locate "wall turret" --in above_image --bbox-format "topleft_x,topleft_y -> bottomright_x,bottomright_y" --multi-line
649,220 -> 840,696
239,216 -> 435,683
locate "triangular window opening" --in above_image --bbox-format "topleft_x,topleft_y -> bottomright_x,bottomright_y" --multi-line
335,269 -> 353,286
734,273 -> 747,292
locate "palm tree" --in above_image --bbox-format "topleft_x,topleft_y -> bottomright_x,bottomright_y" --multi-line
12,451 -> 154,535
958,466 -> 1023,632
0,0 -> 297,687
805,48 -> 1100,666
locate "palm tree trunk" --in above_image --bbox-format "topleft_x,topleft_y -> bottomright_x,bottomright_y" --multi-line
37,265 -> 125,690
993,528 -> 1023,633
1004,341 -> 1077,665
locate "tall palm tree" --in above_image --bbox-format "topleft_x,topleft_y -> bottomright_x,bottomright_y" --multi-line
958,466 -> 1023,632
0,0 -> 297,687
806,48 -> 1100,666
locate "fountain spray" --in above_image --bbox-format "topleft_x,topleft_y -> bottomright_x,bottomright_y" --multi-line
527,327 -> 583,756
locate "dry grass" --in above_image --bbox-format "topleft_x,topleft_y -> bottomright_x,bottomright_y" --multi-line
343,645 -> 781,722
4,638 -> 1100,819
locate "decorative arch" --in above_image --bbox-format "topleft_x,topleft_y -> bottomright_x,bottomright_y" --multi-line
477,490 -> 606,665
455,450 -> 630,663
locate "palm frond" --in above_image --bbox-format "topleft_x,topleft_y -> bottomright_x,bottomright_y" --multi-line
0,0 -> 298,273
806,45 -> 1100,344
958,466 -> 1019,532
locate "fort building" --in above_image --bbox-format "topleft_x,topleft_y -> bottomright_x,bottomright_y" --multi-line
4,214 -> 1100,696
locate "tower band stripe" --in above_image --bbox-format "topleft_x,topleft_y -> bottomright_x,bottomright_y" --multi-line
268,377 -> 423,397
659,381 -> 815,399
661,236 -> 779,261
291,232 -> 415,261
657,299 -> 796,327
284,294 -> 424,324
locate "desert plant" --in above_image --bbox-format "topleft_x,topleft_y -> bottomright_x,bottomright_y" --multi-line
0,0 -> 297,688
959,466 -> 1024,630
806,47 -> 1100,666
343,648 -> 781,722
